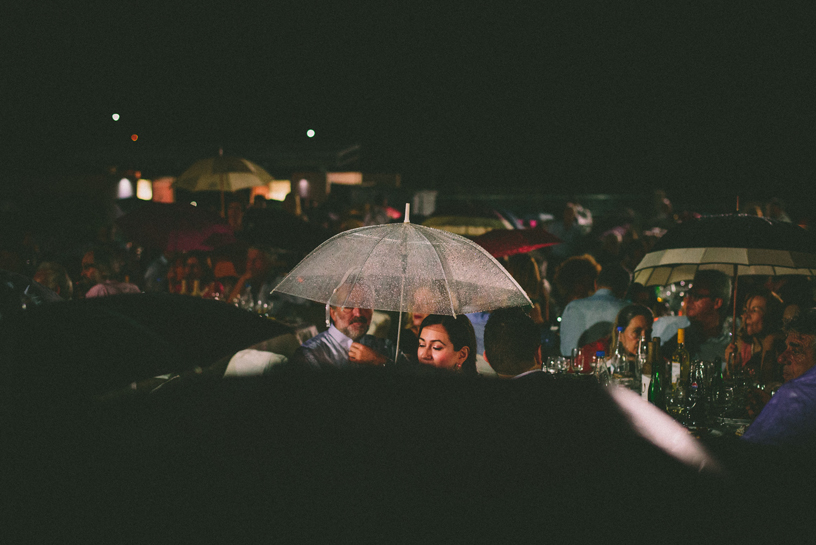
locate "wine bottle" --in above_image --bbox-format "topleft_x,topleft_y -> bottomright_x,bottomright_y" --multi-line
641,337 -> 654,399
647,339 -> 665,409
190,279 -> 203,297
670,328 -> 691,388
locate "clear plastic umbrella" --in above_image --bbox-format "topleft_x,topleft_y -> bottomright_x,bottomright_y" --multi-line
272,205 -> 532,350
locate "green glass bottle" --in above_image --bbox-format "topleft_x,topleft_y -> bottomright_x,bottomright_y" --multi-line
640,337 -> 654,399
647,339 -> 665,409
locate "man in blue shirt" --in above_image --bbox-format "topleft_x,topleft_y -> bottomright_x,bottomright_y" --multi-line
742,308 -> 816,448
559,264 -> 630,356
292,282 -> 402,370
659,270 -> 732,362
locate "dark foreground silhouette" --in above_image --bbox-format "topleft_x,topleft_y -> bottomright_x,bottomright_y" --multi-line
2,296 -> 815,543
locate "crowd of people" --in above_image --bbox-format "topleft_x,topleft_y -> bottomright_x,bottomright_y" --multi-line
2,189 -> 816,450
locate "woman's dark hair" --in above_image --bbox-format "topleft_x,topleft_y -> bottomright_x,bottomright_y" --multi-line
184,250 -> 215,284
614,304 -> 654,335
418,314 -> 478,375
87,245 -> 120,280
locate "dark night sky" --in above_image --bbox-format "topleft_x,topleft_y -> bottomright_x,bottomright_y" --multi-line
4,1 -> 816,205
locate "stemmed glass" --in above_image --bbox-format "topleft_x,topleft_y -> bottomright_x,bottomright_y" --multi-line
571,348 -> 584,375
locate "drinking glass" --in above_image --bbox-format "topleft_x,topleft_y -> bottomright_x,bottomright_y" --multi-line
665,385 -> 687,422
571,348 -> 584,375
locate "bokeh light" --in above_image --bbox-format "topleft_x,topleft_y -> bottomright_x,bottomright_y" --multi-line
131,134 -> 138,141
112,113 -> 120,121
117,178 -> 134,199
306,129 -> 315,138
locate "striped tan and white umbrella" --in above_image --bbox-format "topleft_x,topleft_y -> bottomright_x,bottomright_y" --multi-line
634,214 -> 816,338
634,214 -> 816,287
174,150 -> 273,216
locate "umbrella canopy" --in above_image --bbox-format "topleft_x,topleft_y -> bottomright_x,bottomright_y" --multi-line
272,218 -> 532,319
115,201 -> 236,253
633,214 -> 816,287
471,228 -> 562,258
116,201 -> 236,252
421,215 -> 513,237
174,151 -> 274,216
174,154 -> 274,193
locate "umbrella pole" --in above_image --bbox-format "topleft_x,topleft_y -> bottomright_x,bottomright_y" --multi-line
395,216 -> 409,361
395,284 -> 404,363
220,173 -> 226,218
731,264 -> 738,341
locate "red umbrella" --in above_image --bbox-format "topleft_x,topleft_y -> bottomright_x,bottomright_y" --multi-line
115,201 -> 237,253
471,228 -> 561,258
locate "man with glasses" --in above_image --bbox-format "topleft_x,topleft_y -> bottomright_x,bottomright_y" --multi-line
659,270 -> 732,361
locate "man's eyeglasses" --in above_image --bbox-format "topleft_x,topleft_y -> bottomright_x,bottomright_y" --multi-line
686,290 -> 712,300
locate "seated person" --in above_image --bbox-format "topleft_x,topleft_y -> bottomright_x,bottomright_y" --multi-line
577,304 -> 653,372
559,263 -> 630,356
417,314 -> 478,375
660,270 -> 732,362
483,307 -> 543,378
724,288 -> 786,386
742,308 -> 816,448
166,254 -> 186,294
33,261 -> 73,300
182,251 -> 225,299
291,282 -> 404,370
80,246 -> 141,298
552,254 -> 601,308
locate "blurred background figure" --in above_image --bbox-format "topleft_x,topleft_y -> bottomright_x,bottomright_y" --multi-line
166,255 -> 186,294
364,193 -> 391,226
79,245 -> 141,298
227,245 -> 279,307
559,263 -> 630,356
33,261 -> 73,300
646,191 -> 677,231
505,254 -> 549,326
182,251 -> 224,299
398,286 -> 434,363
226,200 -> 245,234
553,254 -> 601,311
546,202 -> 593,261
765,197 -> 792,223
143,250 -> 173,293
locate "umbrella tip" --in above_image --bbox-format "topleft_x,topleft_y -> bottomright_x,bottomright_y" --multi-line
404,203 -> 410,223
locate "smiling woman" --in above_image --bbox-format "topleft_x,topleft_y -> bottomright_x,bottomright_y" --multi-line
724,287 -> 786,385
417,315 -> 477,375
